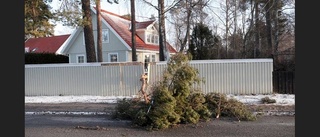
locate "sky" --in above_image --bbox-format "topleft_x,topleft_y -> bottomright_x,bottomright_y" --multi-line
51,0 -> 158,36
25,93 -> 295,106
50,0 -> 295,36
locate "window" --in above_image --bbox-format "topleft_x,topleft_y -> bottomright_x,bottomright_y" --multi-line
151,55 -> 156,62
109,53 -> 118,62
146,33 -> 159,45
147,34 -> 151,43
151,35 -> 155,43
144,55 -> 150,62
154,35 -> 159,44
77,55 -> 85,63
102,29 -> 109,43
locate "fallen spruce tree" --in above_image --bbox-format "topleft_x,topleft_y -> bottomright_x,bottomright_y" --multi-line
112,53 -> 257,131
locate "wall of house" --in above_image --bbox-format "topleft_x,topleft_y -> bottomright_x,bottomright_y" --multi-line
136,31 -> 145,42
126,50 -> 160,63
66,10 -> 130,63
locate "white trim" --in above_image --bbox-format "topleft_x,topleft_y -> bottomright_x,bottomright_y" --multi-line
136,49 -> 159,53
25,63 -> 102,68
58,28 -> 81,54
145,32 -> 159,45
108,52 -> 118,62
156,58 -> 274,65
142,53 -> 157,62
76,54 -> 86,63
91,6 -> 131,50
102,18 -> 131,50
68,54 -> 71,63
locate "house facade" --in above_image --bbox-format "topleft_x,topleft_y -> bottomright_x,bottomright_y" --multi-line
59,6 -> 177,63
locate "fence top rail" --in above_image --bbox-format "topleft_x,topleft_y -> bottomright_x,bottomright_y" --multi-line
154,58 -> 273,65
25,62 -> 144,68
25,63 -> 102,68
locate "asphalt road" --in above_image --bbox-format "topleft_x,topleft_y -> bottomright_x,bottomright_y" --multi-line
25,114 -> 295,137
25,103 -> 295,137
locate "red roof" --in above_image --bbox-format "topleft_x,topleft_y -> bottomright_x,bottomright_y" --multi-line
25,34 -> 70,53
136,20 -> 155,29
99,8 -> 177,53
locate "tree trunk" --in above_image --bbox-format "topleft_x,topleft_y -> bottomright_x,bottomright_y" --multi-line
131,0 -> 137,61
179,0 -> 191,53
273,0 -> 279,56
158,0 -> 167,61
81,0 -> 97,62
225,0 -> 229,59
96,0 -> 103,62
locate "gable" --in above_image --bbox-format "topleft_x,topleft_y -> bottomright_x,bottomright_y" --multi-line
95,7 -> 177,53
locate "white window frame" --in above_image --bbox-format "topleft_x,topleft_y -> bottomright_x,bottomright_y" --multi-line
151,34 -> 155,43
147,34 -> 151,43
143,53 -> 157,62
108,53 -> 118,62
102,29 -> 109,43
145,32 -> 159,45
76,54 -> 86,63
154,35 -> 159,44
151,54 -> 156,62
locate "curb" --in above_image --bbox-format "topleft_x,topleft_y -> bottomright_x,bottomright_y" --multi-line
25,111 -> 112,115
25,111 -> 295,116
254,111 -> 295,116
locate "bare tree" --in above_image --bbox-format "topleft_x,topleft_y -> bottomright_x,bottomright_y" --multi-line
142,0 -> 182,61
179,0 -> 210,53
264,0 -> 273,57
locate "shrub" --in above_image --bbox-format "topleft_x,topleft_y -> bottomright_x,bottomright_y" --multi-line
25,53 -> 68,64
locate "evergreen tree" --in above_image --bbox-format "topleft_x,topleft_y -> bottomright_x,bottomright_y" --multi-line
25,0 -> 55,40
188,23 -> 219,60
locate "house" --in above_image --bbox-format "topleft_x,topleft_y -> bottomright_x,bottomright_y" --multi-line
24,34 -> 71,54
59,6 -> 177,63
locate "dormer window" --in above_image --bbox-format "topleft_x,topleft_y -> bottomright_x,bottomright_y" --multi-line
146,33 -> 159,45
